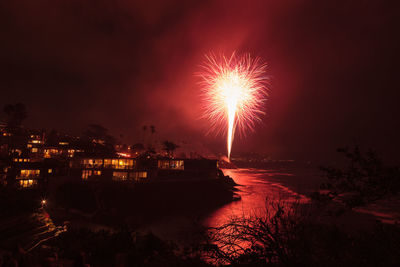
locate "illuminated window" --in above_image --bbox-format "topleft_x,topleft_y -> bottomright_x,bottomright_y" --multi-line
104,159 -> 113,168
14,158 -> 30,162
112,159 -> 135,169
94,159 -> 103,167
31,147 -> 38,153
81,170 -> 101,179
67,149 -> 75,157
82,158 -> 135,169
48,169 -> 52,174
27,144 -> 32,148
112,159 -> 118,167
19,179 -> 37,188
157,160 -> 184,170
44,148 -> 61,158
82,159 -> 103,168
18,169 -> 40,179
32,140 -> 41,144
113,171 -> 128,181
82,170 -> 92,179
130,171 -> 147,181
82,159 -> 93,168
171,160 -> 184,170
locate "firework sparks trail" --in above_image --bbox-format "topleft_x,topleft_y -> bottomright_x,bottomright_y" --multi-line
199,52 -> 269,160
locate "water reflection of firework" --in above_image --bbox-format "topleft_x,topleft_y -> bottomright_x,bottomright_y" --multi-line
199,52 -> 269,160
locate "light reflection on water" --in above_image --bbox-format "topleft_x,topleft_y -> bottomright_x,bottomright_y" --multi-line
142,167 -> 318,242
204,168 -> 310,227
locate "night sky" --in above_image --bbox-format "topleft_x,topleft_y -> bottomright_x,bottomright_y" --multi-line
1,0 -> 399,161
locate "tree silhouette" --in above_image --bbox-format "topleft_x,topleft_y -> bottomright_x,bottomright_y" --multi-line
46,129 -> 59,146
131,143 -> 145,151
84,124 -> 108,140
149,125 -> 156,147
83,124 -> 116,155
314,145 -> 400,208
162,141 -> 179,157
3,103 -> 27,129
142,125 -> 147,144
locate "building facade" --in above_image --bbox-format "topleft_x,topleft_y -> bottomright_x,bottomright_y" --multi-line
71,157 -> 219,182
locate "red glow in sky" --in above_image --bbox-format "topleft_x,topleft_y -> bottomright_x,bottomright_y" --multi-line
1,0 -> 399,160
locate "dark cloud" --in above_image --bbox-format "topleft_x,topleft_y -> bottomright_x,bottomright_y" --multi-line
1,0 -> 399,160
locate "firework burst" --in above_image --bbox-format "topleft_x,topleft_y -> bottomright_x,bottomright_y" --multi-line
199,52 -> 269,160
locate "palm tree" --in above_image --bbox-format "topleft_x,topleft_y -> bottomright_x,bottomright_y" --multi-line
142,125 -> 147,144
150,125 -> 156,148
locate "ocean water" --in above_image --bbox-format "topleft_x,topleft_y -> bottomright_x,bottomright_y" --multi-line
204,167 -> 319,227
143,165 -> 322,242
144,165 -> 399,243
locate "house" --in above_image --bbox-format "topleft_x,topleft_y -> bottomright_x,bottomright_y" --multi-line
156,158 -> 219,180
8,160 -> 62,188
71,157 -> 219,182
70,157 -> 149,182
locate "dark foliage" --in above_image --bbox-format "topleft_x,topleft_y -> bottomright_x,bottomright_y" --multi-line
81,124 -> 116,155
45,129 -> 60,146
131,143 -> 145,151
315,145 -> 400,207
3,103 -> 27,129
0,185 -> 42,217
203,200 -> 400,266
54,182 -> 97,213
162,140 -> 179,157
24,228 -> 210,266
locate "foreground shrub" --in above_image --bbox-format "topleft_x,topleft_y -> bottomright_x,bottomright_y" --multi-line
203,200 -> 400,266
316,145 -> 400,208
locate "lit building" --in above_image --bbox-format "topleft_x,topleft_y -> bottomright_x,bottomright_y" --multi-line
17,169 -> 40,188
71,157 -> 219,182
156,158 -> 218,180
27,132 -> 44,156
44,147 -> 62,158
157,159 -> 184,170
10,160 -> 61,188
73,157 -> 146,182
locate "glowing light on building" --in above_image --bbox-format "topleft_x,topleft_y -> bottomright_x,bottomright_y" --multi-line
117,152 -> 131,158
199,52 -> 269,160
